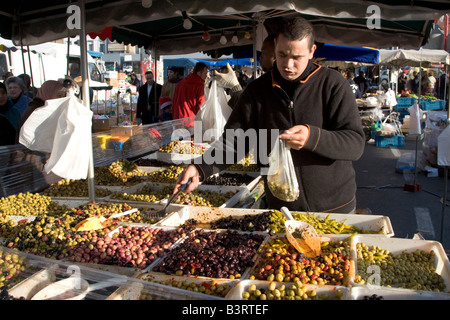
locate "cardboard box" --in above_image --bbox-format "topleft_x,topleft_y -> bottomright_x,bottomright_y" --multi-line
110,125 -> 143,136
92,118 -> 112,133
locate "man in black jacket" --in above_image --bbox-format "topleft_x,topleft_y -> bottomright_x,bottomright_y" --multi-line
136,71 -> 162,124
174,16 -> 365,214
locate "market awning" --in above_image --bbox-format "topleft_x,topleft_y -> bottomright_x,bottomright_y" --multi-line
379,48 -> 450,67
314,43 -> 380,64
0,1 -> 447,49
88,50 -> 104,58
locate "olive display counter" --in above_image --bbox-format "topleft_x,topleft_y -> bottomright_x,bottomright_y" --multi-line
1,121 -> 450,300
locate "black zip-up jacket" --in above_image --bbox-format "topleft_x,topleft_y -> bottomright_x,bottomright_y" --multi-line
196,61 -> 365,213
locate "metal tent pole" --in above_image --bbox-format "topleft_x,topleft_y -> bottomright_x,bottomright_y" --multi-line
441,167 -> 448,244
79,0 -> 96,202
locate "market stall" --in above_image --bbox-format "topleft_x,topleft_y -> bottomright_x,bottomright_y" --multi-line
1,1 -> 450,303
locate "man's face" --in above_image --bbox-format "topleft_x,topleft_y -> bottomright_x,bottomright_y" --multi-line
275,34 -> 316,81
145,72 -> 154,84
0,88 -> 7,105
259,40 -> 275,73
199,67 -> 209,81
167,70 -> 178,80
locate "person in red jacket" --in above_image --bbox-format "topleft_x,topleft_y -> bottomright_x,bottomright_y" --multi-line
172,62 -> 209,119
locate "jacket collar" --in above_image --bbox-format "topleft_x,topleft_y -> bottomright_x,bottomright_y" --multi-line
271,60 -> 321,89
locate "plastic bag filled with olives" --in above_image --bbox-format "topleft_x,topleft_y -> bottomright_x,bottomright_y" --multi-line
267,139 -> 299,202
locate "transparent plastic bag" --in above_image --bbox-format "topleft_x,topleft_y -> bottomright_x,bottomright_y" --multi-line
267,139 -> 299,202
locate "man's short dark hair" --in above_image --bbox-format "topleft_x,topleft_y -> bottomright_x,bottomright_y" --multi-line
145,70 -> 153,75
277,16 -> 315,49
193,62 -> 208,74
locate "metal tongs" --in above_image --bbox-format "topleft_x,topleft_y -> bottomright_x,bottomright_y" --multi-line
150,178 -> 192,218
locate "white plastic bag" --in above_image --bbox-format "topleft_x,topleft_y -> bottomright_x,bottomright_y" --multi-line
195,80 -> 232,142
267,139 -> 299,202
408,102 -> 423,135
19,95 -> 93,179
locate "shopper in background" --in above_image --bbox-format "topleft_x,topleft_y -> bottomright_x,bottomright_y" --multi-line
174,16 -> 365,214
172,62 -> 209,119
128,72 -> 141,90
340,69 -> 361,99
136,70 -> 162,124
161,66 -> 182,99
18,74 -> 37,99
16,80 -> 67,142
0,82 -> 18,145
425,70 -> 437,96
159,96 -> 173,121
397,70 -> 407,94
259,34 -> 276,73
353,71 -> 369,95
2,72 -> 14,82
6,76 -> 31,115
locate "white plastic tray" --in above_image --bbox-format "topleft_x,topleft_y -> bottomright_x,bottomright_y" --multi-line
155,206 -> 271,229
288,211 -> 394,237
349,235 -> 450,295
105,182 -> 246,208
225,279 -> 349,300
155,141 -> 210,165
147,229 -> 268,280
348,285 -> 450,300
137,271 -> 238,299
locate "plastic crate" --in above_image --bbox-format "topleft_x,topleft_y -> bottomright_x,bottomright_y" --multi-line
396,97 -> 417,107
375,134 -> 405,147
420,99 -> 446,111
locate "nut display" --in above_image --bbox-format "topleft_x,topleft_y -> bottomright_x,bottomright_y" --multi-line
241,281 -> 345,300
249,236 -> 352,286
268,210 -> 385,235
354,243 -> 446,292
152,229 -> 265,279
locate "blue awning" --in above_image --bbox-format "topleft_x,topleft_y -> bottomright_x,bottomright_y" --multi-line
313,43 -> 380,64
88,50 -> 104,58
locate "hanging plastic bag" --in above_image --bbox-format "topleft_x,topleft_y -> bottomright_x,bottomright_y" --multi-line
195,80 -> 232,142
408,101 -> 423,135
267,138 -> 299,202
19,95 -> 93,180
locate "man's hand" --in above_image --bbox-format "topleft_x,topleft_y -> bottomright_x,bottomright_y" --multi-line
173,165 -> 201,194
278,125 -> 310,150
214,63 -> 239,89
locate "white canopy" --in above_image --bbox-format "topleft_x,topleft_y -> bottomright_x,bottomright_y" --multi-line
379,48 -> 450,67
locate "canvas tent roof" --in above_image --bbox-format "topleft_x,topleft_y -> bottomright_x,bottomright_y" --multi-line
379,48 -> 450,67
0,1 -> 448,51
